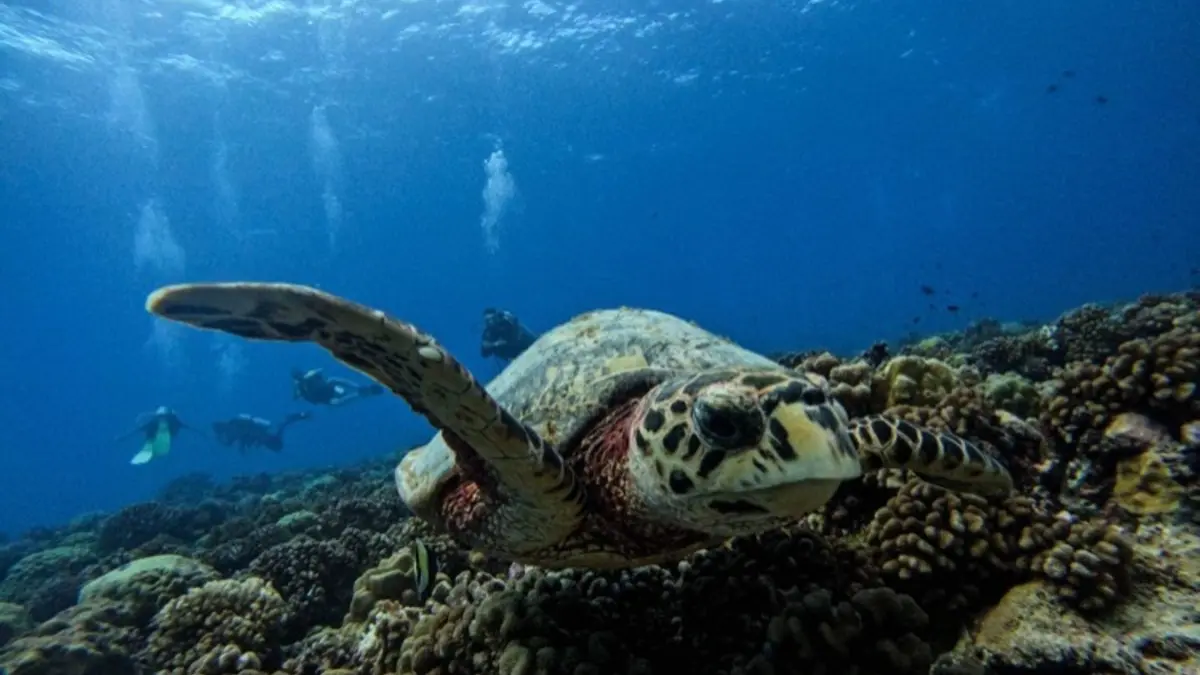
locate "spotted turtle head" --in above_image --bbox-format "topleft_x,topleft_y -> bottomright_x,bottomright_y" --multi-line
626,368 -> 862,536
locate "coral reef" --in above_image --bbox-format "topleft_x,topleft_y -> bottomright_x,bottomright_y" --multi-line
0,544 -> 99,621
0,602 -> 32,648
144,576 -> 288,674
0,291 -> 1197,675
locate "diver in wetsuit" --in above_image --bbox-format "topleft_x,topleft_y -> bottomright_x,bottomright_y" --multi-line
481,307 -> 538,362
291,368 -> 384,407
117,406 -> 199,466
212,412 -> 312,453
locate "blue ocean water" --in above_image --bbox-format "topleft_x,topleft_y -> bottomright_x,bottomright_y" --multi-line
0,0 -> 1196,535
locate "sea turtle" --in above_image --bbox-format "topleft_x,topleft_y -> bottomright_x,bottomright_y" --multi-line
146,283 -> 1013,569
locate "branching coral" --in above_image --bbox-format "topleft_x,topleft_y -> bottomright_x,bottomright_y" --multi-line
384,528 -> 922,675
1056,295 -> 1198,365
864,479 -> 1134,617
1043,305 -> 1199,452
246,535 -> 360,638
864,481 -> 1035,613
968,329 -> 1061,380
746,587 -> 933,675
1029,519 -> 1132,613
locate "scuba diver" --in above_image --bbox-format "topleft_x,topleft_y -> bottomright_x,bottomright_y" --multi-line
481,307 -> 538,362
116,406 -> 199,466
291,368 -> 384,407
212,412 -> 312,453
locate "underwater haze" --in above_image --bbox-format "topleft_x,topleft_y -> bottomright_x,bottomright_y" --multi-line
0,0 -> 1198,535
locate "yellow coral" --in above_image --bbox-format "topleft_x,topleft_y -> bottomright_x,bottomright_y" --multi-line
983,372 -> 1043,418
915,336 -> 949,354
877,356 -> 958,409
344,548 -> 444,624
1105,413 -> 1185,516
1113,449 -> 1183,515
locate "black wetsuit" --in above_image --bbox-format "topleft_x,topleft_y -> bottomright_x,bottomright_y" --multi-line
212,412 -> 311,453
481,308 -> 538,361
291,369 -> 384,406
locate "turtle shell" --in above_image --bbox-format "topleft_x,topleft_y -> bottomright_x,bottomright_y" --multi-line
397,307 -> 788,504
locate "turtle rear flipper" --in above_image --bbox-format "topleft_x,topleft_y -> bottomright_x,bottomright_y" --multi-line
146,282 -> 585,551
849,415 -> 1013,496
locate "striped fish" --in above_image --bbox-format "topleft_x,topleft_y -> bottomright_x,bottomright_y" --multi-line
411,538 -> 439,601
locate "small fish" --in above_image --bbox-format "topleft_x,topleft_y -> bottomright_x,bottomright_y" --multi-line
920,284 -> 936,296
1046,83 -> 1059,94
1062,70 -> 1076,78
946,304 -> 960,313
1095,95 -> 1109,105
970,291 -> 979,299
411,538 -> 439,601
912,316 -> 921,324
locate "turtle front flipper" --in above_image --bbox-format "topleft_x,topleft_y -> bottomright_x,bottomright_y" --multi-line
146,282 -> 585,551
848,415 -> 1013,496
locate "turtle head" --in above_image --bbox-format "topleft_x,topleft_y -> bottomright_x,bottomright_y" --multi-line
627,368 -> 862,536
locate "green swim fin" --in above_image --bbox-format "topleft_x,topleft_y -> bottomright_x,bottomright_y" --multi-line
130,421 -> 173,465
151,420 -> 173,457
131,440 -> 155,465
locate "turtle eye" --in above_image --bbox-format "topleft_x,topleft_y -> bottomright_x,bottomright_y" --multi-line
692,389 -> 765,451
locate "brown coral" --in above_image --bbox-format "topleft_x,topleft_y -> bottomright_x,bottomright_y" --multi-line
1056,411 -> 1195,519
0,602 -> 143,675
344,548 -> 427,624
828,360 -> 877,416
143,576 -> 288,675
1113,447 -> 1185,516
746,587 -> 933,675
246,535 -> 361,637
877,356 -> 958,409
968,328 -> 1061,380
864,480 -> 1058,613
1056,295 -> 1198,365
0,602 -> 32,648
367,527 -> 912,675
0,545 -> 99,621
865,479 -> 1134,617
1043,310 -> 1199,453
1030,519 -> 1132,613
